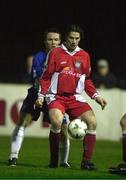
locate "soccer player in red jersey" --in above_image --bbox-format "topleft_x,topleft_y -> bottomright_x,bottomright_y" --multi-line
109,113 -> 126,174
36,25 -> 107,169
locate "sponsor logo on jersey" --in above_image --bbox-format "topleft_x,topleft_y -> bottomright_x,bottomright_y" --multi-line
61,67 -> 81,78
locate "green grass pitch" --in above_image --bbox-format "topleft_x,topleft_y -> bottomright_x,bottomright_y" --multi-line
0,136 -> 125,179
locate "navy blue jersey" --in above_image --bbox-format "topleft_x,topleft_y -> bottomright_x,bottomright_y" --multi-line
31,51 -> 47,89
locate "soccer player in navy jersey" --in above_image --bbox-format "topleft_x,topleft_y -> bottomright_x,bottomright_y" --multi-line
8,28 -> 70,167
36,25 -> 107,169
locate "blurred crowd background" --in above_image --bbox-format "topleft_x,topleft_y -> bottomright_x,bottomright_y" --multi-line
0,0 -> 126,89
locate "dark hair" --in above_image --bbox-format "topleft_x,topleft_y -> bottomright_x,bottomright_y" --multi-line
64,24 -> 84,40
43,27 -> 61,41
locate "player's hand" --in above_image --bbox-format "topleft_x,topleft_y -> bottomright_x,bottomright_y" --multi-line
35,97 -> 44,108
95,96 -> 107,110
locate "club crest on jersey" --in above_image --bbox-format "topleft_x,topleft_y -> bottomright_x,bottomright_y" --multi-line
75,61 -> 81,68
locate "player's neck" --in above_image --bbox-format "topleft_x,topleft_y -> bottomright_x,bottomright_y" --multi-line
63,43 -> 76,52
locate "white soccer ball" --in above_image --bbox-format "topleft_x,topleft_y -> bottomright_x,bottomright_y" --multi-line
68,119 -> 87,139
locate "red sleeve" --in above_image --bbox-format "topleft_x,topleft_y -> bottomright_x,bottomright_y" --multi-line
85,54 -> 98,98
40,50 -> 55,95
85,79 -> 98,98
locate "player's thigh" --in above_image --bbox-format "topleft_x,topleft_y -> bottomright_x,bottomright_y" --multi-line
49,108 -> 64,129
18,112 -> 33,127
48,99 -> 64,129
120,113 -> 126,130
80,110 -> 97,130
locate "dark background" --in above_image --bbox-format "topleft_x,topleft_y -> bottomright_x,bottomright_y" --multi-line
0,0 -> 126,83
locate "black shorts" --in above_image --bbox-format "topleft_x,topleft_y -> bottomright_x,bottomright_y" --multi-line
20,87 -> 50,122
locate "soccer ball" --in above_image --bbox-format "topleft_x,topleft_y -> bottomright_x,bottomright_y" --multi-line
68,119 -> 87,139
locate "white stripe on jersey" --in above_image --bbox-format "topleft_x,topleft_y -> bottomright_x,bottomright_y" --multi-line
50,72 -> 59,94
76,74 -> 86,94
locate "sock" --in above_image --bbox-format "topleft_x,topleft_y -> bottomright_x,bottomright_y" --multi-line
49,129 -> 60,166
10,126 -> 25,159
122,131 -> 126,162
59,138 -> 70,164
82,131 -> 96,162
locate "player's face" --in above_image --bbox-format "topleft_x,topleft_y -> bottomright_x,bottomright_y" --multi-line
45,32 -> 61,52
65,32 -> 81,51
98,66 -> 109,76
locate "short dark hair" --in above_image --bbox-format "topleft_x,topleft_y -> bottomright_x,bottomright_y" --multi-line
64,24 -> 84,40
43,27 -> 61,41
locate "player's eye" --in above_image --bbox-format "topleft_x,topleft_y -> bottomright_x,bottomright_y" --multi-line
48,39 -> 52,41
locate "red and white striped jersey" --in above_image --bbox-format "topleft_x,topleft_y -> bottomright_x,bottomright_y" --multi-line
40,44 -> 98,99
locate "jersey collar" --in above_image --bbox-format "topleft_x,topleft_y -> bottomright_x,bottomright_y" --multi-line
61,43 -> 81,56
